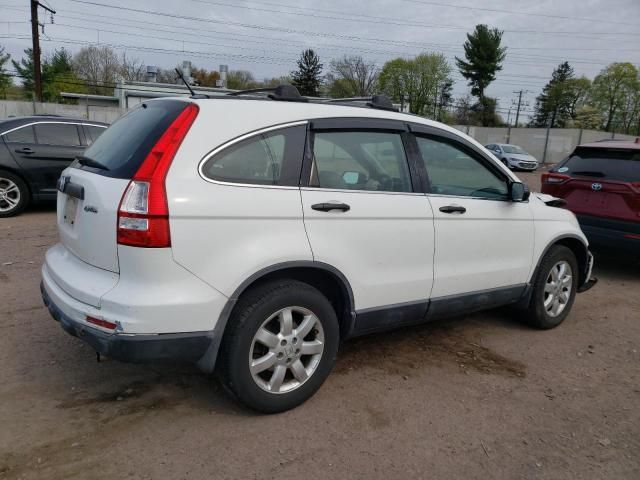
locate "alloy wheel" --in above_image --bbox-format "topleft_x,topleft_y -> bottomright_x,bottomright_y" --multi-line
0,177 -> 21,213
249,306 -> 325,394
543,260 -> 573,318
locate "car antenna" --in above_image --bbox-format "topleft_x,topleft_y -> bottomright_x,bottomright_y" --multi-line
175,68 -> 195,96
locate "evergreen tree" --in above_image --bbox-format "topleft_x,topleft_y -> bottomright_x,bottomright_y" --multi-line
12,48 -> 36,98
12,48 -> 85,101
532,62 -> 576,128
455,24 -> 506,126
0,45 -> 10,99
291,49 -> 323,97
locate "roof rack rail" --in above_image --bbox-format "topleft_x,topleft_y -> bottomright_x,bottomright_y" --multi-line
228,84 -> 307,102
326,95 -> 397,112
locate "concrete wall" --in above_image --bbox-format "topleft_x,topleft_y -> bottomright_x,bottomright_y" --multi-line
0,100 -> 125,124
452,125 -> 637,164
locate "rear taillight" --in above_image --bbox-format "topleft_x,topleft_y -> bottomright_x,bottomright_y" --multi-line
117,103 -> 198,247
542,173 -> 570,184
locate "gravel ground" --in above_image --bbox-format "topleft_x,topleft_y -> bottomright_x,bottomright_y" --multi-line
1,171 -> 639,480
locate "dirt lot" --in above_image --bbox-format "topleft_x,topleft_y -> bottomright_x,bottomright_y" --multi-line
1,172 -> 639,480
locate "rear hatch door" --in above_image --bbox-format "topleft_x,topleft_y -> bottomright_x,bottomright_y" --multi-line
57,99 -> 191,274
558,146 -> 640,222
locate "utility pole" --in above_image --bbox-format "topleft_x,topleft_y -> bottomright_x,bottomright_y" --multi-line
512,90 -> 530,127
30,0 -> 56,103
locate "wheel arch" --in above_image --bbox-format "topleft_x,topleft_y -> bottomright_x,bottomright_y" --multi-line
0,166 -> 33,199
196,261 -> 355,373
516,234 -> 589,310
531,234 -> 589,287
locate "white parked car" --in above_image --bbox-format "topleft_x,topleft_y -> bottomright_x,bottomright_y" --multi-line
485,143 -> 539,170
41,87 -> 596,413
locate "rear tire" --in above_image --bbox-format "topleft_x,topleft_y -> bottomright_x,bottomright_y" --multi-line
219,280 -> 339,413
525,245 -> 578,329
0,170 -> 29,218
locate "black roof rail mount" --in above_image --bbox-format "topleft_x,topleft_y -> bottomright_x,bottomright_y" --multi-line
326,94 -> 397,112
228,84 -> 307,102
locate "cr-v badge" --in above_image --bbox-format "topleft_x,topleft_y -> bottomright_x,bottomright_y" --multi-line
83,205 -> 98,213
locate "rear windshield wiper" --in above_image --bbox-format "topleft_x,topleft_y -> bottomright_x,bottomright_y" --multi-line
77,155 -> 109,171
573,170 -> 605,177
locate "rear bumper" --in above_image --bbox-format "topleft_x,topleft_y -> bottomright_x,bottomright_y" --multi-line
41,281 -> 213,363
577,251 -> 597,293
577,215 -> 640,254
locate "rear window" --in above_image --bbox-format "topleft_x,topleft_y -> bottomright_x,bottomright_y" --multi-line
560,147 -> 640,182
3,125 -> 35,143
79,100 -> 188,178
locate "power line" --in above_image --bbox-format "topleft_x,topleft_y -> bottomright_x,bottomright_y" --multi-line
67,0 -> 640,38
397,0 -> 637,26
13,5 -> 639,52
6,8 -> 634,69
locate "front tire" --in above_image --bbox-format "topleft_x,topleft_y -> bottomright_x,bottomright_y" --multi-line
525,245 -> 578,329
219,280 -> 339,413
0,170 -> 29,217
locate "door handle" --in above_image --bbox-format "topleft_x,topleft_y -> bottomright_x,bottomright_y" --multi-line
15,147 -> 34,154
311,202 -> 350,212
439,205 -> 466,214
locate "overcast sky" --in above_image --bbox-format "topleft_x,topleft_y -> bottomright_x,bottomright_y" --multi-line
2,0 -> 640,120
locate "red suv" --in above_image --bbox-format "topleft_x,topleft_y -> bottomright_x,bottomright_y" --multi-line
541,139 -> 640,254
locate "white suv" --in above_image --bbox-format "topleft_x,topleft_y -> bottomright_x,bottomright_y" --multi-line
41,86 -> 596,413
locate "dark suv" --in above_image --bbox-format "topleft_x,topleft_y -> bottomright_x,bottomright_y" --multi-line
0,115 -> 108,217
541,139 -> 640,254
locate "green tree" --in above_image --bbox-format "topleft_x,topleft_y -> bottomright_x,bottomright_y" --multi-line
263,75 -> 292,88
573,106 -> 602,130
379,53 -> 452,117
226,70 -> 257,90
455,24 -> 507,126
46,48 -> 86,101
378,58 -> 409,107
590,62 -> 639,131
470,96 -> 502,126
566,76 -> 591,119
291,49 -> 323,96
532,62 -> 576,128
12,48 -> 36,99
0,45 -> 10,99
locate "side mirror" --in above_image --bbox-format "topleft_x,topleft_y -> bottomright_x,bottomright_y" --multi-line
342,171 -> 363,185
509,181 -> 530,202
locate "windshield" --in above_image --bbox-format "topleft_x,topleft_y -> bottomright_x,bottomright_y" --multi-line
79,100 -> 188,179
502,145 -> 527,155
561,147 -> 640,182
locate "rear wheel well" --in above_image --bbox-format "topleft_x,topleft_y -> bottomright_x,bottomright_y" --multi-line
232,267 -> 354,340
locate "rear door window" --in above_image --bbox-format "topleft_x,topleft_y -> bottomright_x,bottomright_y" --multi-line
35,123 -> 81,146
311,131 -> 412,192
80,100 -> 189,179
3,125 -> 36,143
561,148 -> 640,182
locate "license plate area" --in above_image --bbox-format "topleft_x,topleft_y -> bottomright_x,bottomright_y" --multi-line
63,196 -> 78,225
